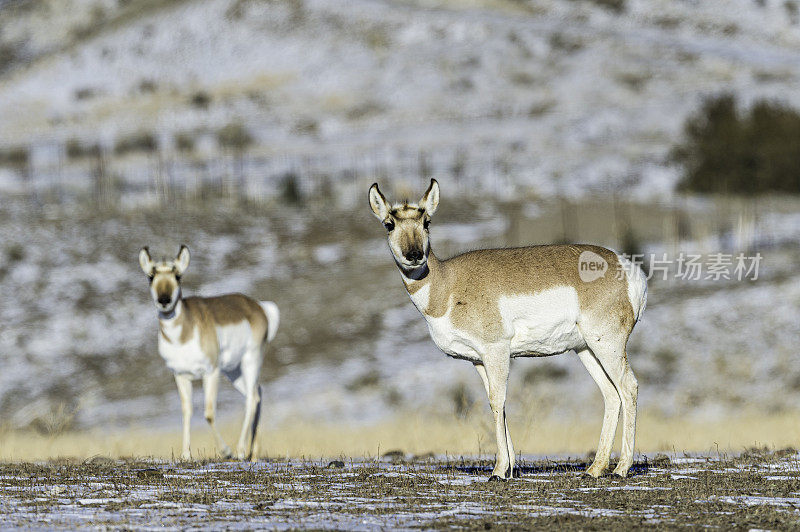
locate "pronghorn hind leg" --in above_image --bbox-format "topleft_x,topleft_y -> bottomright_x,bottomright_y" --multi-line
611,357 -> 638,477
231,354 -> 262,461
475,363 -> 516,479
174,374 -> 193,461
583,338 -> 639,478
576,348 -> 621,478
248,385 -> 263,461
202,367 -> 233,459
235,387 -> 260,461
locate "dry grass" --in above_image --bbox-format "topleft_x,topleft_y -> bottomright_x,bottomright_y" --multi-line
2,410 -> 799,462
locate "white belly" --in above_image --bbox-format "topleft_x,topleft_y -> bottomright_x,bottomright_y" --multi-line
215,321 -> 254,373
158,321 -> 257,378
424,311 -> 485,361
421,286 -> 586,361
159,332 -> 213,379
499,287 -> 585,356
410,284 -> 483,361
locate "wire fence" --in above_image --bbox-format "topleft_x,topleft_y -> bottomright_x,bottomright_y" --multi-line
3,137 -> 794,256
0,140 -> 526,209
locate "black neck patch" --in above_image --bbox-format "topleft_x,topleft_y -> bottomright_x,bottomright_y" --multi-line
395,258 -> 429,281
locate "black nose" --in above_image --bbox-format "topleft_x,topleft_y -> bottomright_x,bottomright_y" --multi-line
405,250 -> 424,262
157,295 -> 171,306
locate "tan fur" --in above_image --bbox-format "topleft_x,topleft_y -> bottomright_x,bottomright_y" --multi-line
159,294 -> 271,364
403,246 -> 633,345
390,205 -> 425,219
141,245 -> 275,461
370,180 -> 644,478
390,205 -> 429,259
153,276 -> 177,301
373,192 -> 635,343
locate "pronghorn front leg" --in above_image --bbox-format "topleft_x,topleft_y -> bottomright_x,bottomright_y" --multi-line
202,367 -> 233,459
475,362 -> 516,479
174,374 -> 193,461
480,350 -> 513,481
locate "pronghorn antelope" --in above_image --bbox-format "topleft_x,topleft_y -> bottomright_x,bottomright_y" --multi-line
369,180 -> 647,479
138,245 -> 279,461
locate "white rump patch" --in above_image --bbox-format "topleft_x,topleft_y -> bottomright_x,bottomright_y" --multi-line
498,287 -> 584,356
260,301 -> 280,342
616,254 -> 648,322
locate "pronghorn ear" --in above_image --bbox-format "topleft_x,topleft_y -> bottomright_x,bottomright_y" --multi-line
175,245 -> 190,276
369,183 -> 390,221
139,247 -> 154,276
420,179 -> 439,216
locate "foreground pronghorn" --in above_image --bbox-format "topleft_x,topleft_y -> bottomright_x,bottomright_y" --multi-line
139,245 -> 279,461
369,180 -> 647,479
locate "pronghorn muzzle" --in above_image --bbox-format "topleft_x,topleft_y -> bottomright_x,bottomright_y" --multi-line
404,248 -> 424,264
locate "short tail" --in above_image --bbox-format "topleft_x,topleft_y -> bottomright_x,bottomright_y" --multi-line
617,254 -> 647,323
259,301 -> 280,342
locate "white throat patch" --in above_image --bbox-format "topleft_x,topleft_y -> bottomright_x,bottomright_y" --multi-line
407,282 -> 431,313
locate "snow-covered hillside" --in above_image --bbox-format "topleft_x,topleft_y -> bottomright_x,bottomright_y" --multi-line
2,0 -> 800,442
2,194 -> 800,435
1,0 -> 800,197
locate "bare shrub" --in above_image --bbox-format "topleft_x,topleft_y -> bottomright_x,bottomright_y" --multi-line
114,131 -> 157,155
190,90 -> 211,109
66,139 -> 101,159
217,122 -> 253,150
523,364 -> 568,384
174,132 -> 195,153
450,383 -> 474,419
0,146 -> 29,167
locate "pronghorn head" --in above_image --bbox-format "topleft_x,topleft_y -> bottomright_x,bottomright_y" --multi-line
369,179 -> 439,274
139,245 -> 190,316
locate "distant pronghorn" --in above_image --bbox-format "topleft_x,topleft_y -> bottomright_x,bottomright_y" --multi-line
139,245 -> 279,461
369,180 -> 647,479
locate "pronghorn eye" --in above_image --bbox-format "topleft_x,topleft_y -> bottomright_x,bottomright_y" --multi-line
384,220 -> 395,232
423,219 -> 430,230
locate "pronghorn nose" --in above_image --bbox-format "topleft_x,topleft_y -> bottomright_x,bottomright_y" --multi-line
157,295 -> 171,306
405,250 -> 424,262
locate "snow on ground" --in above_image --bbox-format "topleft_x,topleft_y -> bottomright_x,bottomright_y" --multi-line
1,452 -> 799,529
2,0 -> 800,199
1,195 -> 800,435
2,0 -> 800,436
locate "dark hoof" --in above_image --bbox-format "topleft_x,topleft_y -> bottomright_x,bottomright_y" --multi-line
507,466 -> 522,479
487,475 -> 507,483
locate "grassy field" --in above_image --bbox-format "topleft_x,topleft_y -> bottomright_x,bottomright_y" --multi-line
1,449 -> 799,529
2,410 -> 800,462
